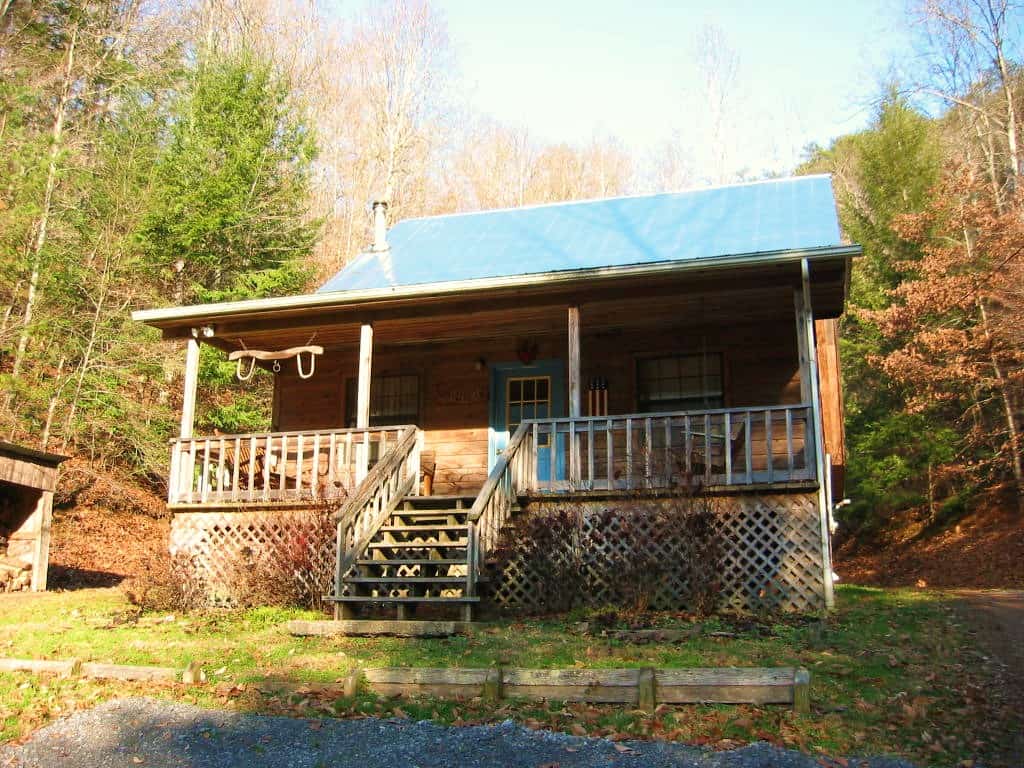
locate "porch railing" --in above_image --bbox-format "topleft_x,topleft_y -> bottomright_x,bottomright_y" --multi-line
528,404 -> 816,492
499,403 -> 811,493
333,425 -> 422,602
167,425 -> 414,506
467,421 -> 532,577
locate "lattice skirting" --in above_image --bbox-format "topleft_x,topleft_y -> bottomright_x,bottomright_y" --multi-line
487,491 -> 826,614
170,510 -> 335,606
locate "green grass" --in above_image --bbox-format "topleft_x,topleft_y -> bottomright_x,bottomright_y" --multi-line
0,586 -> 1016,766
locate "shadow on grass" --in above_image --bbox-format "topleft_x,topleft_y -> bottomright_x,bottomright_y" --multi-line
47,566 -> 125,590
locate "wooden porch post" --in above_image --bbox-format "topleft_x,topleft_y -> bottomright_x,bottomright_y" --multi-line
796,259 -> 835,609
169,336 -> 201,505
30,490 -> 53,591
568,306 -> 582,487
356,322 -> 373,483
568,306 -> 581,417
180,336 -> 201,439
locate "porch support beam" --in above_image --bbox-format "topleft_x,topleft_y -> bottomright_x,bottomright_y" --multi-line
180,336 -> 201,439
356,323 -> 373,483
796,259 -> 834,610
568,306 -> 581,418
356,323 -> 373,429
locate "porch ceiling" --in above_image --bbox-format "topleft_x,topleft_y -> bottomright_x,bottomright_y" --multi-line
137,248 -> 853,350
202,277 -> 814,354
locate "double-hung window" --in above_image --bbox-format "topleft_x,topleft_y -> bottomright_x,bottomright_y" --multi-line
345,374 -> 419,427
636,353 -> 723,413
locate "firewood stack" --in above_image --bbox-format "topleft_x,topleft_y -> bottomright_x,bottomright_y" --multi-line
0,534 -> 32,592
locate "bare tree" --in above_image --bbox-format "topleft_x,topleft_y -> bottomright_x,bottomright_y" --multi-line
454,118 -> 538,209
648,129 -> 696,193
913,0 -> 1023,204
694,24 -> 741,185
300,0 -> 455,277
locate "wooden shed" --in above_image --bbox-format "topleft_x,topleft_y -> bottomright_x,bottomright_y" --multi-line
0,442 -> 68,592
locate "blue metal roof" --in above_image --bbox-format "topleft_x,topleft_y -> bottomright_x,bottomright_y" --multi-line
318,175 -> 843,293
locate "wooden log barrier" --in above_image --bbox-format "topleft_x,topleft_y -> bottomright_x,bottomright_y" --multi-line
354,666 -> 809,711
0,658 -> 80,678
0,657 -> 204,685
502,668 -> 641,704
361,667 -> 494,699
0,657 -> 809,711
80,662 -> 178,682
655,667 -> 797,705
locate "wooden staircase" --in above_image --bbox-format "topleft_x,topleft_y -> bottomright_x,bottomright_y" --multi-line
331,495 -> 481,621
324,422 -> 532,624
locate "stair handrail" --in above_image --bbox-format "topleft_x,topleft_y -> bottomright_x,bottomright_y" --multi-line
331,426 -> 422,599
467,422 -> 532,578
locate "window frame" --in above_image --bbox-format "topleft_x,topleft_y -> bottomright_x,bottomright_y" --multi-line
344,373 -> 420,428
634,351 -> 725,414
505,374 -> 553,446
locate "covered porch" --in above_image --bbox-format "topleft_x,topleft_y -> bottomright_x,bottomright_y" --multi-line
142,253 -> 849,615
161,255 -> 844,510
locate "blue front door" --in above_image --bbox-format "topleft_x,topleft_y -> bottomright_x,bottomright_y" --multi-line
489,360 -> 565,481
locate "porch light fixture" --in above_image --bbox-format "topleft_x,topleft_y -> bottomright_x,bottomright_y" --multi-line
191,325 -> 216,339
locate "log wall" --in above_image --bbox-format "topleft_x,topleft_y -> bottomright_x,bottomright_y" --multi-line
273,318 -> 835,497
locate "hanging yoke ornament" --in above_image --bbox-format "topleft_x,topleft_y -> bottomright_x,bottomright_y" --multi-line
229,346 -> 324,381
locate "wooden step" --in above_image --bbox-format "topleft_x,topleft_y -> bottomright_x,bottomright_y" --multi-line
354,561 -> 462,569
378,524 -> 467,533
390,509 -> 470,519
401,495 -> 477,509
289,619 -> 471,637
327,595 -> 480,604
366,540 -> 467,550
348,571 -> 487,583
346,576 -> 469,584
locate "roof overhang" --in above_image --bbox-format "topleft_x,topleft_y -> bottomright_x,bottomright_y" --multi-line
133,244 -> 861,339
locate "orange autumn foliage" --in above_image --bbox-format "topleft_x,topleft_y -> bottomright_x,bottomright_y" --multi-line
869,164 -> 1024,495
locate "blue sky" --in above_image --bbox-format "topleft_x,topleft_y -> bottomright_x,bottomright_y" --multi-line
437,0 -> 913,178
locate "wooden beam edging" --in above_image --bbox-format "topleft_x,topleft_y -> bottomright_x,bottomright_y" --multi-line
0,657 -> 206,685
287,619 -> 471,638
351,666 -> 810,712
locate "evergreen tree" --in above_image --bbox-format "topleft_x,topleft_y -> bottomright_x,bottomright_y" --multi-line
799,92 -> 949,532
139,49 -> 318,304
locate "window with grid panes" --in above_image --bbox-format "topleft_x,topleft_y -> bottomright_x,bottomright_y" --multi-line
506,376 -> 552,446
345,374 -> 419,427
636,353 -> 723,413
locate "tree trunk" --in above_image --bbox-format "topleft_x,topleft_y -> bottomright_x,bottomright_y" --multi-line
927,461 -> 937,524
40,357 -> 66,451
977,297 -> 1024,513
994,45 -> 1020,183
974,112 -> 1003,212
61,255 -> 108,452
9,24 -> 78,382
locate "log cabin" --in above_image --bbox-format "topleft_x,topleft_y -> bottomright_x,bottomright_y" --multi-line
134,174 -> 858,619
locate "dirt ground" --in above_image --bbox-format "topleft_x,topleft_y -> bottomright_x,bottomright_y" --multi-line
835,489 -> 1024,763
954,590 -> 1024,767
48,504 -> 168,589
836,488 -> 1024,590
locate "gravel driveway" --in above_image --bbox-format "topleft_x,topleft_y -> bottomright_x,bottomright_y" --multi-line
0,698 -> 915,768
